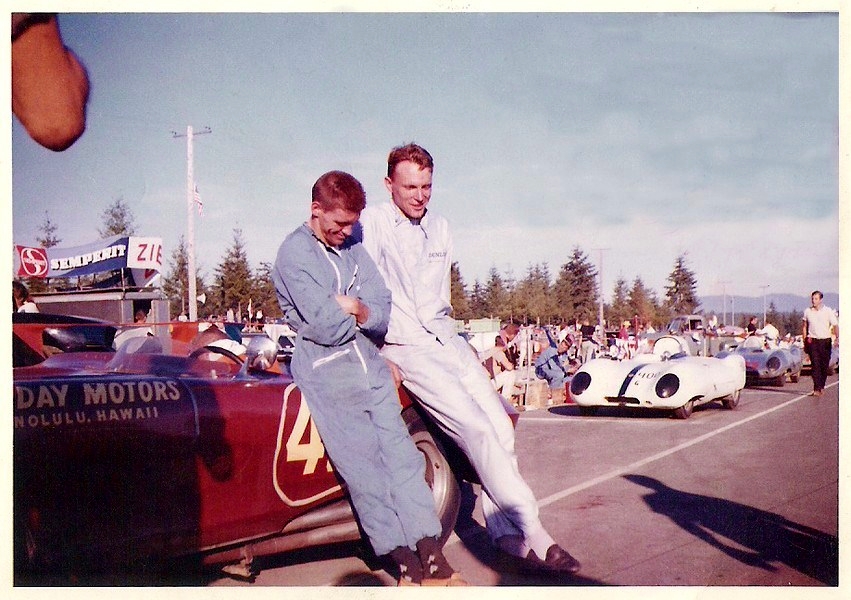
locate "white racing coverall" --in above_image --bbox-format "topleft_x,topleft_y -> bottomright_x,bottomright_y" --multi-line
358,203 -> 556,551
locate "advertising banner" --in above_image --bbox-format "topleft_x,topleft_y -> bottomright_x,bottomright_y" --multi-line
14,236 -> 163,284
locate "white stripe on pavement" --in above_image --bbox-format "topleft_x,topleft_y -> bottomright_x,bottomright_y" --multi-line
535,383 -> 837,509
444,382 -> 836,550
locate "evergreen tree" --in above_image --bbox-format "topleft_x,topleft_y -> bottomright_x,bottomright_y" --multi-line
664,253 -> 700,315
28,212 -> 62,293
781,309 -> 803,338
608,276 -> 631,327
252,261 -> 282,321
512,263 -> 555,325
766,301 -> 781,330
161,236 -> 207,318
483,267 -> 511,319
98,196 -> 137,238
628,276 -> 661,330
210,229 -> 254,318
469,279 -> 487,318
450,261 -> 472,321
502,268 -> 521,323
556,246 -> 598,323
552,263 -> 574,324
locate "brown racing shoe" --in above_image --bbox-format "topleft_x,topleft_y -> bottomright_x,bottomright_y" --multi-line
518,544 -> 582,575
416,536 -> 470,586
387,545 -> 422,586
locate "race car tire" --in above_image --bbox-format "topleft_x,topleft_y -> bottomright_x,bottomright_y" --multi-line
721,389 -> 741,410
790,372 -> 800,383
672,399 -> 694,420
189,344 -> 244,365
402,408 -> 461,546
772,374 -> 785,387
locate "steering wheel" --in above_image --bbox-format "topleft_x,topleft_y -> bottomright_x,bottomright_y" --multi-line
188,344 -> 244,365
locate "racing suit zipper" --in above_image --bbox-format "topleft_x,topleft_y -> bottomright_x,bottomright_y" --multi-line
312,348 -> 351,369
315,241 -> 366,373
351,339 -> 368,375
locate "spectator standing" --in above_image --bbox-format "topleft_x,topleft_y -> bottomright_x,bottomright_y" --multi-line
746,316 -> 759,335
617,320 -> 630,359
579,319 -> 597,363
802,290 -> 839,397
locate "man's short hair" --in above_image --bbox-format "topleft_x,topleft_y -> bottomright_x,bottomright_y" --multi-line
387,143 -> 434,178
312,170 -> 366,213
812,290 -> 823,299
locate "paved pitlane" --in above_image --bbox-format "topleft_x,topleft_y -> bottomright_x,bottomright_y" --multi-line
209,374 -> 840,590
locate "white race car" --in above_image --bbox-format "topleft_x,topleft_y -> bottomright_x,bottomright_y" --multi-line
569,336 -> 746,419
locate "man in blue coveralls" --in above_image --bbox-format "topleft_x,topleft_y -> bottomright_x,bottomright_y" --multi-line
534,330 -> 571,405
272,170 -> 465,586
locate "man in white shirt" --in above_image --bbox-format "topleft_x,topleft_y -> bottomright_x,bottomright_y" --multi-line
802,290 -> 839,396
358,143 -> 581,575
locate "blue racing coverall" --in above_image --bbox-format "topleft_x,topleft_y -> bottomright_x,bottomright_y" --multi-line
272,224 -> 441,555
534,346 -> 568,390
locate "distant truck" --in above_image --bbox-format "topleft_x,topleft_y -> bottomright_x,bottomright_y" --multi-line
32,289 -> 169,324
31,288 -> 172,351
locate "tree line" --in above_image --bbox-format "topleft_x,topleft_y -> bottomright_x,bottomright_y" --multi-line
26,198 -> 802,335
450,249 -> 700,330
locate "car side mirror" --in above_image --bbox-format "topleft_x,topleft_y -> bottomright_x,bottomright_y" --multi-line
243,335 -> 279,372
43,327 -> 88,353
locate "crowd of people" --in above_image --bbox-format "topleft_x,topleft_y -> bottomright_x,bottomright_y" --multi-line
473,301 -> 839,410
474,317 -> 651,407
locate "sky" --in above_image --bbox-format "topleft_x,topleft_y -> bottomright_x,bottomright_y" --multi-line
8,6 -> 844,304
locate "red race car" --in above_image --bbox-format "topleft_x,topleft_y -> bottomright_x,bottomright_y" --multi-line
13,315 -> 491,584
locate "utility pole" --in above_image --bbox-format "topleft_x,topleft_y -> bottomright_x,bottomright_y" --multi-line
592,247 -> 609,330
718,280 -> 731,326
172,125 -> 211,322
732,296 -> 736,328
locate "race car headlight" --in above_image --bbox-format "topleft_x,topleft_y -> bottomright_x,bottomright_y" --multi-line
655,373 -> 680,398
767,356 -> 781,371
570,372 -> 592,395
